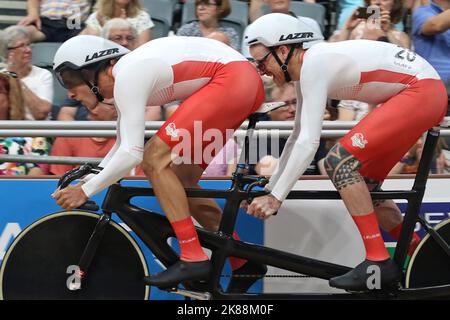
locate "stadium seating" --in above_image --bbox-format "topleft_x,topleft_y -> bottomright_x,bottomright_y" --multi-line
141,0 -> 176,38
0,0 -> 27,29
181,0 -> 249,42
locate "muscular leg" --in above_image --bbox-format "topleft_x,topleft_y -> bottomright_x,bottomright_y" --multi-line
323,144 -> 403,229
324,143 -> 374,217
142,136 -> 208,263
372,196 -> 421,256
325,143 -> 401,290
324,143 -> 390,261
171,162 -> 265,292
363,178 -> 404,231
142,136 -> 193,223
142,136 -> 212,288
373,199 -> 404,232
170,163 -> 222,231
171,163 -> 248,271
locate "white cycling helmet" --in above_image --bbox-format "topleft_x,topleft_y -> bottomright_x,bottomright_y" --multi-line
53,35 -> 129,101
244,13 -> 324,83
244,13 -> 324,49
54,35 -> 129,72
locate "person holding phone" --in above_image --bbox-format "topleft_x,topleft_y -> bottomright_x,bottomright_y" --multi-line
331,0 -> 410,48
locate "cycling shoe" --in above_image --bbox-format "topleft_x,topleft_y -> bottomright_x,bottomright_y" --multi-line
329,259 -> 401,292
227,260 -> 268,293
143,260 -> 212,290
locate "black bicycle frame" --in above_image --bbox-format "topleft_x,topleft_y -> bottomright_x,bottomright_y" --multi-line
75,126 -> 450,300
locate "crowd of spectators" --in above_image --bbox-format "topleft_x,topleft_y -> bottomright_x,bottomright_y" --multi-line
0,0 -> 448,177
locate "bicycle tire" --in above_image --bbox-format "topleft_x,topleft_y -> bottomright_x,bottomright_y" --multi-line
406,218 -> 450,289
0,211 -> 150,300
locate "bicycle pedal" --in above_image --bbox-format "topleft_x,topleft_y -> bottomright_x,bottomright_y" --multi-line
166,288 -> 212,300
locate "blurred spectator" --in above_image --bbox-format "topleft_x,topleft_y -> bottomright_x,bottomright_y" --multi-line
304,0 -> 364,30
389,137 -> 449,174
50,103 -> 144,175
177,0 -> 241,51
56,97 -> 161,121
331,0 -> 410,47
0,71 -> 50,175
0,26 -> 53,120
82,0 -> 154,47
18,0 -> 90,42
102,18 -> 139,50
249,0 -> 322,31
242,0 -> 323,57
405,0 -> 430,11
56,98 -> 89,121
412,0 -> 450,85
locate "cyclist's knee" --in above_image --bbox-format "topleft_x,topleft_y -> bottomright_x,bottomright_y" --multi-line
323,143 -> 364,190
142,137 -> 172,176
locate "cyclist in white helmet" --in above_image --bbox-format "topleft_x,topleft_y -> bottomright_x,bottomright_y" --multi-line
244,13 -> 447,291
52,35 -> 267,291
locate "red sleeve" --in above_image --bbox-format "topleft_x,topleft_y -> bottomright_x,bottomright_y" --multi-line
49,137 -> 76,176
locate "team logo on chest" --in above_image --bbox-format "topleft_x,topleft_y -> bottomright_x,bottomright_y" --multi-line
351,133 -> 368,149
166,122 -> 179,138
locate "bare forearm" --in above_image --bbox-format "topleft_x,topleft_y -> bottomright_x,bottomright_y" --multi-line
335,27 -> 353,41
27,0 -> 41,17
22,85 -> 51,119
386,30 -> 410,48
57,107 -> 77,121
249,0 -> 264,23
421,10 -> 450,35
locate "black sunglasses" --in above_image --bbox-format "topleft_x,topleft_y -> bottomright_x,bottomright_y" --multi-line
195,0 -> 219,6
255,51 -> 272,73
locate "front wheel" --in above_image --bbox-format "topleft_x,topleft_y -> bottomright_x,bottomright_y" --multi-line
405,219 -> 450,289
0,211 -> 150,299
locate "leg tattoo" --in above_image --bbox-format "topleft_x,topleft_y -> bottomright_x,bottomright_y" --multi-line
324,143 -> 364,191
364,177 -> 385,208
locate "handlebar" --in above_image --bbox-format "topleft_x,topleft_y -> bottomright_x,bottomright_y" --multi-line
58,164 -> 96,189
242,175 -> 278,216
57,164 -> 102,211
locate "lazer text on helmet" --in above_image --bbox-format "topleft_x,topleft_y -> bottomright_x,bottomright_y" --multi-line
278,32 -> 314,42
85,48 -> 120,63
